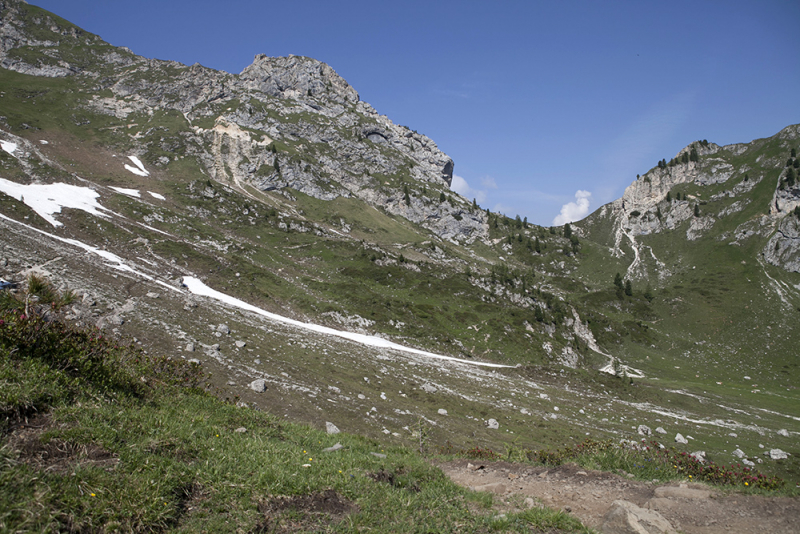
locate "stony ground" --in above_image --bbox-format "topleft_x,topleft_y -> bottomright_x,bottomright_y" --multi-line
440,460 -> 800,533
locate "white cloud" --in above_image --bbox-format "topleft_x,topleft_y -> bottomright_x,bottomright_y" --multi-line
450,174 -> 487,203
480,176 -> 498,189
552,190 -> 592,226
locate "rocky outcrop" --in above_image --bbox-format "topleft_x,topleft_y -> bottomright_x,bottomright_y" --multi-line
0,1 -> 483,242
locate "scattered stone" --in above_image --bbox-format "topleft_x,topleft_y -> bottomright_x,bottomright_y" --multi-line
520,408 -> 530,415
357,394 -> 366,400
576,471 -> 588,476
323,443 -> 343,452
675,433 -> 688,444
326,422 -> 341,434
728,432 -> 738,438
211,343 -> 220,351
637,425 -> 652,437
690,451 -> 706,463
759,443 -> 764,448
655,427 -> 667,435
185,342 -> 195,352
234,427 -> 247,433
188,358 -> 200,365
438,409 -> 448,416
600,499 -> 677,534
217,324 -> 230,334
235,340 -> 246,348
249,379 -> 267,392
370,452 -> 386,459
742,459 -> 755,466
768,449 -> 788,460
553,406 -> 559,411
778,429 -> 790,437
421,383 -> 437,393
524,497 -> 536,508
578,409 -> 585,414
733,448 -> 746,459
485,418 -> 499,430
328,385 -> 341,394
146,292 -> 160,298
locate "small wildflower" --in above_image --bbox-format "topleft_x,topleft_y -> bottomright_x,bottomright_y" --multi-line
90,493 -> 96,497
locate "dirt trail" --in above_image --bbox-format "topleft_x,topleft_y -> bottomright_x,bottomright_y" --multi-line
440,460 -> 799,533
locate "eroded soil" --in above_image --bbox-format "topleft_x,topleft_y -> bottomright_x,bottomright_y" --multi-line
440,460 -> 800,533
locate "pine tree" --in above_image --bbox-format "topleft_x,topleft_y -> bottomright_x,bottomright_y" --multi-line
614,272 -> 623,289
564,223 -> 572,239
439,192 -> 446,203
694,204 -> 700,217
523,216 -> 528,228
624,279 -> 632,296
666,191 -> 671,202
534,238 -> 541,253
689,147 -> 698,162
403,185 -> 411,206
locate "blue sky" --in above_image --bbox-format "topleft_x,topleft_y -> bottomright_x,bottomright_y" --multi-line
33,0 -> 800,226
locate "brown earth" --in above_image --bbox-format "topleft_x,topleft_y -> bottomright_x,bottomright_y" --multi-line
439,460 -> 800,533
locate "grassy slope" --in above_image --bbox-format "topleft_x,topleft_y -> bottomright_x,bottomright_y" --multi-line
0,284 -> 589,533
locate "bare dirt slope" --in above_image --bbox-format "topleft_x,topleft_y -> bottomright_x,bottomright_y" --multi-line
440,460 -> 799,533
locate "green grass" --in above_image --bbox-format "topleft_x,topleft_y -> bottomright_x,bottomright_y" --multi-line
0,283 -> 591,533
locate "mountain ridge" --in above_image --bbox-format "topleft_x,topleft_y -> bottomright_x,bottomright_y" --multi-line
0,0 -> 798,509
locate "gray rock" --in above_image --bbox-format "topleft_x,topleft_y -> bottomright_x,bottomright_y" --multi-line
217,324 -> 230,334
185,342 -> 195,352
326,421 -> 340,434
600,499 -> 677,534
655,427 -> 666,435
438,409 -> 448,416
732,448 -> 746,459
234,427 -> 247,433
249,379 -> 267,392
485,418 -> 499,430
637,425 -> 652,437
690,451 -> 706,463
370,452 -> 386,459
146,292 -> 160,298
323,442 -> 343,452
421,383 -> 437,393
235,340 -> 246,348
674,433 -> 688,444
768,448 -> 788,460
777,428 -> 790,437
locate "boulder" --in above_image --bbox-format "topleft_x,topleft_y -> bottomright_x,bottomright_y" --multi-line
326,421 -> 340,434
777,429 -> 789,437
655,427 -> 666,435
637,425 -> 652,437
421,383 -> 437,393
674,433 -> 688,444
600,500 -> 677,534
485,418 -> 499,430
249,378 -> 267,392
768,449 -> 788,460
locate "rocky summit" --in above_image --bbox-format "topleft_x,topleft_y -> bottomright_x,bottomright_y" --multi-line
0,2 -> 798,531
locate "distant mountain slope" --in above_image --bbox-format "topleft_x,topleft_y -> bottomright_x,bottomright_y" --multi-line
0,0 -> 797,484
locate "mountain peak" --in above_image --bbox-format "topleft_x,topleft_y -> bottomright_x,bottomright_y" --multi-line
240,53 -> 359,104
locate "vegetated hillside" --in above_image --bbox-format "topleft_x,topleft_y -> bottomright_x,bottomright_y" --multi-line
0,0 -> 798,490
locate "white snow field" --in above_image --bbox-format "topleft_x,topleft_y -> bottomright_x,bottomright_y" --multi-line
148,191 -> 166,200
181,276 -> 515,369
109,186 -> 141,198
0,140 -> 18,155
124,155 -> 150,176
0,178 -> 114,227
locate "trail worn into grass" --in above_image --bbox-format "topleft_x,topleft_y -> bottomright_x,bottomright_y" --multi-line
440,460 -> 800,534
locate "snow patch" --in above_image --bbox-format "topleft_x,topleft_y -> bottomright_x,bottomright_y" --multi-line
1,140 -> 18,155
109,186 -> 141,198
148,191 -> 166,200
0,178 -> 115,227
181,276 -> 514,369
124,155 -> 150,177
